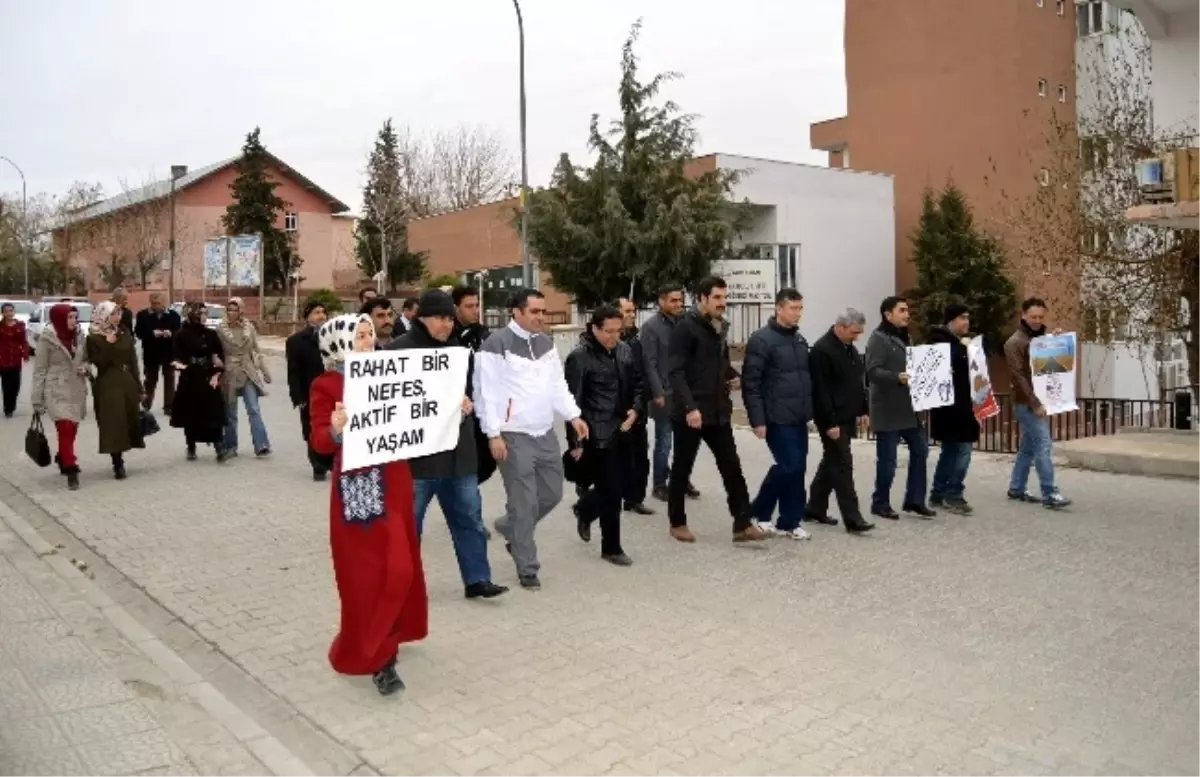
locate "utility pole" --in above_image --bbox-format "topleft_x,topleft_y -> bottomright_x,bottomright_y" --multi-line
512,0 -> 532,288
167,165 -> 187,304
0,156 -> 28,296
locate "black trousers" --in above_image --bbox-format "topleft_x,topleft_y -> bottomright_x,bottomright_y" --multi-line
668,421 -> 752,531
299,404 -> 335,474
577,446 -> 624,555
142,358 -> 176,412
807,424 -> 866,525
0,367 -> 20,416
622,422 -> 649,507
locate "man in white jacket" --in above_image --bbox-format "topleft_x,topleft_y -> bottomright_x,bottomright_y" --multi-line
474,288 -> 588,590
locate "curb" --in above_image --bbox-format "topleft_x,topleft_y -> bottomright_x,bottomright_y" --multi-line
0,498 -> 315,777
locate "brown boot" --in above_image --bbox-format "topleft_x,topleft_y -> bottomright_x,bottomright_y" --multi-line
733,524 -> 768,543
669,525 -> 696,543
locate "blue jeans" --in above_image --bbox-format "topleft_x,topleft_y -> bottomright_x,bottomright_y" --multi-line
224,383 -> 270,453
931,441 -> 973,500
652,416 -> 673,488
872,427 -> 929,510
750,424 -> 808,531
414,475 -> 492,586
1009,403 -> 1056,498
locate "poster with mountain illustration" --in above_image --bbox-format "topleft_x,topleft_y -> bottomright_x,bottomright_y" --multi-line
1030,332 -> 1078,415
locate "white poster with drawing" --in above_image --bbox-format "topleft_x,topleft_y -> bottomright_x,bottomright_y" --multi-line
341,348 -> 470,472
1030,332 -> 1078,415
906,343 -> 954,412
967,336 -> 1000,421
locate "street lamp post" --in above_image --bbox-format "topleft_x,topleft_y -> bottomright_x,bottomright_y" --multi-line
0,156 -> 29,296
512,0 -> 532,288
167,164 -> 187,305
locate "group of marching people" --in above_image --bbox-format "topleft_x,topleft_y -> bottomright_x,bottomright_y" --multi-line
286,278 -> 1073,698
8,290 -> 275,491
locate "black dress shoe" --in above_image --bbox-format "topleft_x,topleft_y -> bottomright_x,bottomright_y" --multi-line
602,553 -> 633,566
805,512 -> 839,526
624,502 -> 655,515
902,502 -> 936,519
685,484 -> 701,499
372,660 -> 404,696
846,521 -> 876,534
871,506 -> 900,520
574,503 -> 591,542
519,575 -> 541,590
465,581 -> 509,599
651,486 -> 668,502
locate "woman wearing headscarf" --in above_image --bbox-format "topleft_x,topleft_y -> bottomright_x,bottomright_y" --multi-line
310,314 -> 428,696
85,300 -> 145,479
31,304 -> 89,490
215,297 -> 272,457
170,300 -> 228,461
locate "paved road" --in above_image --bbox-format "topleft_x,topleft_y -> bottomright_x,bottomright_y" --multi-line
0,353 -> 1196,776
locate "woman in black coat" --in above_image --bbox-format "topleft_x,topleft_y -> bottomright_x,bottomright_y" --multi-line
169,301 -> 228,461
926,303 -> 979,513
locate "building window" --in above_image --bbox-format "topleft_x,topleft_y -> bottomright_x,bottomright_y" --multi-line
1080,136 -> 1110,172
777,244 -> 800,289
1038,168 -> 1051,187
1058,85 -> 1067,102
1076,0 -> 1106,37
1056,0 -> 1066,14
284,212 -> 298,232
1038,79 -> 1048,98
1036,0 -> 1044,6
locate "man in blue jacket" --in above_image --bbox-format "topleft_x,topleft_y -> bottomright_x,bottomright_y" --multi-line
741,288 -> 814,540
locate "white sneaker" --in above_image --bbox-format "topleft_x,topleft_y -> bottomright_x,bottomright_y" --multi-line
755,520 -> 778,535
786,527 -> 811,541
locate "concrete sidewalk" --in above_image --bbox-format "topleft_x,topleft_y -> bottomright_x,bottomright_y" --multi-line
0,498 -> 305,776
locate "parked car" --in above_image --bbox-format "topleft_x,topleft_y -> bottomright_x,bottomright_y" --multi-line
27,301 -> 92,354
168,302 -> 225,328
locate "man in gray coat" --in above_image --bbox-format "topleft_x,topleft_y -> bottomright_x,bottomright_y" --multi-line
864,296 -> 935,520
638,284 -> 699,502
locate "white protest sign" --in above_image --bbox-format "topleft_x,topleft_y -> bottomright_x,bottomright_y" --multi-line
341,348 -> 470,472
967,336 -> 1000,421
1030,332 -> 1079,415
906,343 -> 954,412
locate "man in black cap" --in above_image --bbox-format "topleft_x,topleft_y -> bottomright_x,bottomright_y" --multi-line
926,302 -> 979,514
385,290 -> 508,600
286,298 -> 333,480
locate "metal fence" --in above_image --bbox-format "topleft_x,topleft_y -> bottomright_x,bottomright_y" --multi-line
865,388 -> 1197,454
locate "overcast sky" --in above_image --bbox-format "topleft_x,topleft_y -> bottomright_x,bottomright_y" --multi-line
0,0 -> 846,212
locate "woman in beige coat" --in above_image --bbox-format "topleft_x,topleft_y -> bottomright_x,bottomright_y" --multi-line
215,297 -> 272,457
30,304 -> 89,490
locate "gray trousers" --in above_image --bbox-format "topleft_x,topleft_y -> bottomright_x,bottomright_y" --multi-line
495,431 -> 564,577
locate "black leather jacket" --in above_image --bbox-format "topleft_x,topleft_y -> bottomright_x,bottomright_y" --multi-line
564,332 -> 645,449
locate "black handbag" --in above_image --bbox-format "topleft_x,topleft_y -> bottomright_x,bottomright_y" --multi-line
25,414 -> 52,468
139,409 -> 161,437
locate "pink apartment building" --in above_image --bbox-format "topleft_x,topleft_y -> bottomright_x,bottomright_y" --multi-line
51,153 -> 358,305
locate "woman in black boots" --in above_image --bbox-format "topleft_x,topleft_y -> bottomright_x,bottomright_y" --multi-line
169,301 -> 227,461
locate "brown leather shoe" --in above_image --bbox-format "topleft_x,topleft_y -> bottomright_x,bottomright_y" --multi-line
733,525 -> 768,543
669,525 -> 696,543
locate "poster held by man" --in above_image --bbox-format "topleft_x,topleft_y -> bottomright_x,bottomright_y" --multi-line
341,348 -> 470,472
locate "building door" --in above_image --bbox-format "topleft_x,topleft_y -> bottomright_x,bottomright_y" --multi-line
777,244 -> 800,290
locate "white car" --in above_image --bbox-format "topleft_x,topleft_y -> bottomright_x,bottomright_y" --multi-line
27,301 -> 93,354
169,302 -> 225,328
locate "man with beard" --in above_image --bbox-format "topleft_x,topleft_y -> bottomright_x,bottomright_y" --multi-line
360,296 -> 396,348
865,296 -> 935,520
286,299 -> 334,480
385,289 -> 509,599
1004,297 -> 1072,509
665,276 -> 765,544
134,292 -> 181,416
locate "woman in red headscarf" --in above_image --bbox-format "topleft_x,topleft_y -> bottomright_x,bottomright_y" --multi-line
30,304 -> 90,490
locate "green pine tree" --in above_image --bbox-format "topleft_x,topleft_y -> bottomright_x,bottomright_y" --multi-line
223,127 -> 298,292
906,184 -> 1018,354
356,119 -> 425,291
524,20 -> 751,307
